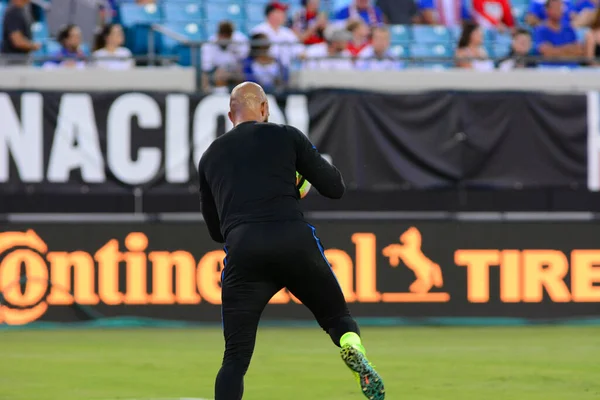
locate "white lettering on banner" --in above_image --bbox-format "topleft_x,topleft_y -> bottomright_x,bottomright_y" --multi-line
192,93 -> 232,169
107,93 -> 162,185
0,92 -> 43,183
285,95 -> 309,135
47,94 -> 105,183
165,94 -> 190,183
0,92 -> 315,185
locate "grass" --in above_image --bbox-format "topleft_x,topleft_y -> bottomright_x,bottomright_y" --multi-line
0,326 -> 599,400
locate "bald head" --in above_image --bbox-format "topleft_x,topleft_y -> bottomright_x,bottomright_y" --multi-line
228,82 -> 270,127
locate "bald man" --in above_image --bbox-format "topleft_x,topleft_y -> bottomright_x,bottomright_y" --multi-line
197,82 -> 385,400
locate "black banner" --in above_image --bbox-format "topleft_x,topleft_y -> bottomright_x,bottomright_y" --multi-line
1,220 -> 599,326
0,90 -> 588,213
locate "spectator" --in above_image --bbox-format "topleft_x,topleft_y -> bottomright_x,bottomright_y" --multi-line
455,22 -> 495,70
0,0 -> 41,64
525,0 -> 593,27
333,0 -> 385,26
533,0 -> 583,68
243,33 -> 288,93
292,0 -> 328,45
376,0 -> 419,24
346,19 -> 371,57
497,28 -> 536,69
201,21 -> 249,93
251,2 -> 304,66
92,24 -> 134,70
419,0 -> 472,26
356,25 -> 403,70
471,0 -> 515,31
43,24 -> 87,69
303,26 -> 354,70
584,7 -> 600,64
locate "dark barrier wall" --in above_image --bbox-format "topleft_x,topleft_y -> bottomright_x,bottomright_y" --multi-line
0,90 -> 589,213
1,220 -> 599,326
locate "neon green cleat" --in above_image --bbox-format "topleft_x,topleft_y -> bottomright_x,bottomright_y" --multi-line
339,333 -> 385,400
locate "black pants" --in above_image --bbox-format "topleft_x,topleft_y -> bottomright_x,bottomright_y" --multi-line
215,221 -> 359,400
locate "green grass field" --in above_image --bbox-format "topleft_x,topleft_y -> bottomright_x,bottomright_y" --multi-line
1,326 -> 599,400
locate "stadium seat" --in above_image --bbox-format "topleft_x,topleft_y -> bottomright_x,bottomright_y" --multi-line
449,25 -> 461,41
163,2 -> 203,21
245,2 -> 268,21
45,39 -> 61,56
0,3 -> 5,39
159,22 -> 206,66
119,3 -> 162,28
204,3 -> 244,24
412,25 -> 451,43
495,32 -> 512,46
119,3 -> 163,55
512,5 -> 527,25
390,44 -> 409,59
410,43 -> 453,59
389,25 -> 411,44
31,21 -> 49,42
492,43 -> 511,58
482,27 -> 496,44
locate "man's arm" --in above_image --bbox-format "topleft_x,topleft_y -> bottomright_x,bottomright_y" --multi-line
538,42 -> 584,57
290,126 -> 345,199
5,12 -> 40,52
198,159 -> 225,243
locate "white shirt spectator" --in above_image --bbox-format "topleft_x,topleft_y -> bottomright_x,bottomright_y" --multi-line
251,22 -> 304,66
201,31 -> 249,72
93,47 -> 134,70
303,42 -> 354,70
356,46 -> 403,70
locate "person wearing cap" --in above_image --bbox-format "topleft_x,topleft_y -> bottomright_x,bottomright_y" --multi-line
302,26 -> 354,70
201,21 -> 249,93
333,0 -> 384,26
250,1 -> 304,66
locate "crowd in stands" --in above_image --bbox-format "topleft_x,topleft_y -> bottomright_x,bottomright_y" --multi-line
2,0 -> 600,90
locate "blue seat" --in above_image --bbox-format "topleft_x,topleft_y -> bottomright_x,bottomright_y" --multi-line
390,44 -> 409,58
512,5 -> 527,25
389,25 -> 411,44
495,32 -> 512,46
482,27 -> 496,44
449,25 -> 461,41
204,3 -> 244,23
245,2 -> 268,20
0,3 -> 5,38
31,21 -> 49,41
491,43 -> 511,58
163,2 -> 203,21
159,22 -> 206,66
119,3 -> 162,55
412,25 -> 451,43
45,39 -> 62,55
119,3 -> 162,28
410,43 -> 453,59
510,0 -> 530,7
